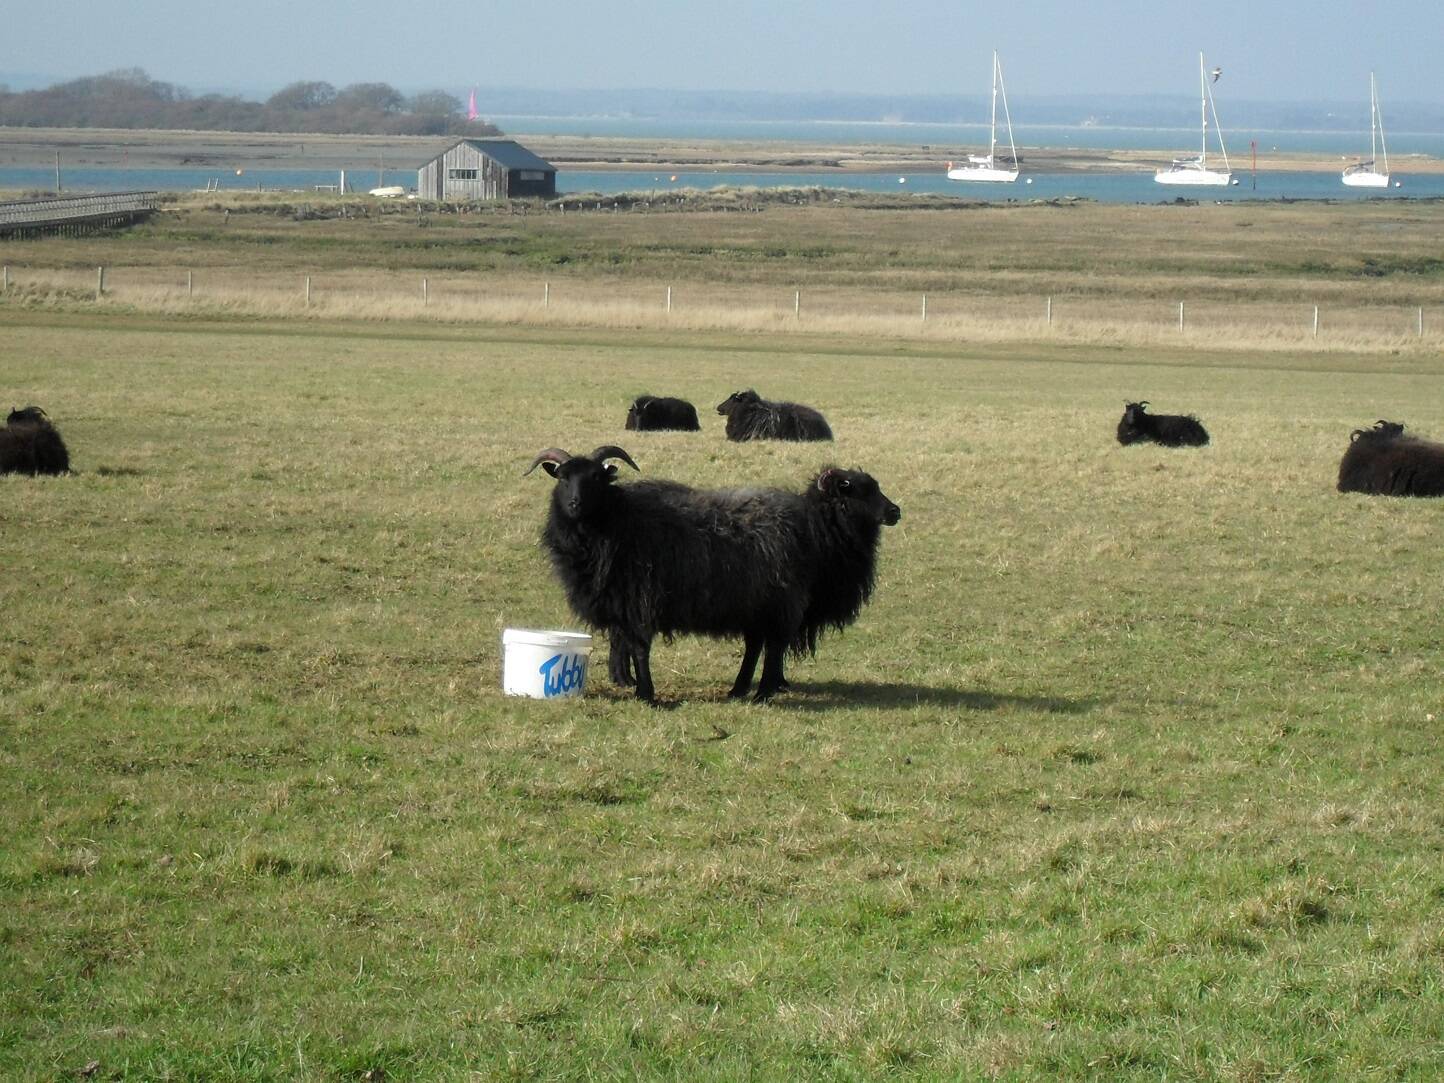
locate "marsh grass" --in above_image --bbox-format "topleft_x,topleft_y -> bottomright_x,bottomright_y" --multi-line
3,194 -> 1443,355
4,264 -> 1439,356
3,309 -> 1444,1079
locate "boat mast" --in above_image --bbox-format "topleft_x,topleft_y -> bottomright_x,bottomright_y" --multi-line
1201,52 -> 1231,172
1198,52 -> 1208,165
996,52 -> 1018,166
1372,72 -> 1389,173
989,50 -> 999,161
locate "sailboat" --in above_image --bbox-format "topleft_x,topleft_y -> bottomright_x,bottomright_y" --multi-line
1342,73 -> 1391,188
1155,53 -> 1233,186
946,51 -> 1019,183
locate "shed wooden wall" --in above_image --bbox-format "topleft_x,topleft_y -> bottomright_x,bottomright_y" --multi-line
417,143 -> 556,201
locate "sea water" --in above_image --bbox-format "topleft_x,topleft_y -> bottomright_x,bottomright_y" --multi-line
2,163 -> 1440,203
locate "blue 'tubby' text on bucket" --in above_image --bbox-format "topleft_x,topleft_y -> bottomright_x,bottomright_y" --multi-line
539,652 -> 587,697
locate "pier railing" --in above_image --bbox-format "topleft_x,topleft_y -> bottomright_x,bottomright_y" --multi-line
0,191 -> 158,235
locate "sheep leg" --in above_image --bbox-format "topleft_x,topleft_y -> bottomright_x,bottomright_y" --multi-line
753,639 -> 789,703
728,632 -> 764,698
607,630 -> 636,687
630,637 -> 657,703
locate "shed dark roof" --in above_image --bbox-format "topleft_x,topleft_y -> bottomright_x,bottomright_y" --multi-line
446,139 -> 555,172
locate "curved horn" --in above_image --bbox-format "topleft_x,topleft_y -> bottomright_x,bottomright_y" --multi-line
1138,401 -> 1150,408
589,445 -> 640,472
524,447 -> 573,476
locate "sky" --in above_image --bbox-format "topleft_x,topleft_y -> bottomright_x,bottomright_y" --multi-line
4,0 -> 1441,105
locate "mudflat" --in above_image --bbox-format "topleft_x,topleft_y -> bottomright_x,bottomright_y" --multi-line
3,125 -> 1438,175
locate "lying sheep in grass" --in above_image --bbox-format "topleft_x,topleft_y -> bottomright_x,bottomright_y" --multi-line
1,406 -> 70,475
717,389 -> 833,442
526,445 -> 899,703
624,395 -> 701,432
1337,419 -> 1444,497
1116,401 -> 1209,447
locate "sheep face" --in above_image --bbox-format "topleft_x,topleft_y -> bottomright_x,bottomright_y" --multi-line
526,446 -> 640,522
548,457 -> 622,521
1122,402 -> 1149,427
717,390 -> 760,416
815,467 -> 901,526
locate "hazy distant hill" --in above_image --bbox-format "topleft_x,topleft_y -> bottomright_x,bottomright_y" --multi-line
472,87 -> 1444,134
3,72 -> 1442,134
0,69 -> 501,137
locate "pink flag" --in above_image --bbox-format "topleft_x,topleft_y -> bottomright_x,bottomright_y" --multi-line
467,89 -> 478,121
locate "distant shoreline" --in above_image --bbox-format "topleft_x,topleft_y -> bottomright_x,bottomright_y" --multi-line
1,125 -> 1441,176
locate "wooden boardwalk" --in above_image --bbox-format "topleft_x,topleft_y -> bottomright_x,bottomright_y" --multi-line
0,191 -> 158,237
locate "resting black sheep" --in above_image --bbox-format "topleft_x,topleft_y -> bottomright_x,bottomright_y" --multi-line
625,395 -> 701,432
717,389 -> 833,442
526,445 -> 899,703
1337,420 -> 1444,497
1,405 -> 70,476
1116,400 -> 1209,447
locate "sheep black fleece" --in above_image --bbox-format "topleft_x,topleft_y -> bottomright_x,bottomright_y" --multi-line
526,446 -> 899,703
1337,420 -> 1444,497
717,389 -> 833,442
1116,401 -> 1209,447
624,395 -> 701,432
1,406 -> 70,475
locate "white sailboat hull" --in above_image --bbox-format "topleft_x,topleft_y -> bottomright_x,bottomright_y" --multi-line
1157,54 -> 1232,189
1154,167 -> 1232,187
946,166 -> 1019,183
945,52 -> 1022,186
1344,74 -> 1392,190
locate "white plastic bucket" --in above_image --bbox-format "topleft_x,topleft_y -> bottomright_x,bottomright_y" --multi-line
502,628 -> 592,699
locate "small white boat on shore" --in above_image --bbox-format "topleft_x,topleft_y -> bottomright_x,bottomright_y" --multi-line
1156,53 -> 1234,187
1342,72 -> 1392,188
946,51 -> 1020,184
368,185 -> 406,198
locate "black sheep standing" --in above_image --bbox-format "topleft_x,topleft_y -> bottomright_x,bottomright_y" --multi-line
526,446 -> 899,702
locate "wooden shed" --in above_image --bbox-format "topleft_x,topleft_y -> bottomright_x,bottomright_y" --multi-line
417,139 -> 556,201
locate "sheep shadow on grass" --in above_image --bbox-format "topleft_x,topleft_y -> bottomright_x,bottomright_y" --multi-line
778,680 -> 1101,715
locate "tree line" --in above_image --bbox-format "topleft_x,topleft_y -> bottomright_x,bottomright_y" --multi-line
0,69 -> 502,136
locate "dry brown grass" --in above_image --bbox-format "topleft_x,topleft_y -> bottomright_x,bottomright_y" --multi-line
4,263 -> 1440,355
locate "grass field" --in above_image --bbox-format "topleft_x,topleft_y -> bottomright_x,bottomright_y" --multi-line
3,192 -> 1443,352
3,199 -> 1444,1079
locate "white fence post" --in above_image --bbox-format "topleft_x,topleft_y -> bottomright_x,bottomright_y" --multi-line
1178,301 -> 1185,332
666,285 -> 672,313
794,290 -> 801,319
1419,307 -> 1425,338
96,266 -> 105,299
921,294 -> 927,322
1046,296 -> 1052,326
422,277 -> 428,306
305,276 -> 311,307
2,265 -> 8,292
187,270 -> 193,298
1313,305 -> 1319,337
544,281 -> 550,308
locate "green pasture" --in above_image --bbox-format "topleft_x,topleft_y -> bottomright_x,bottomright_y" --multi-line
2,311 -> 1443,1080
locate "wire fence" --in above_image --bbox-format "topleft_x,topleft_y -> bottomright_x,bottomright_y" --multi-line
1,263 -> 1436,351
